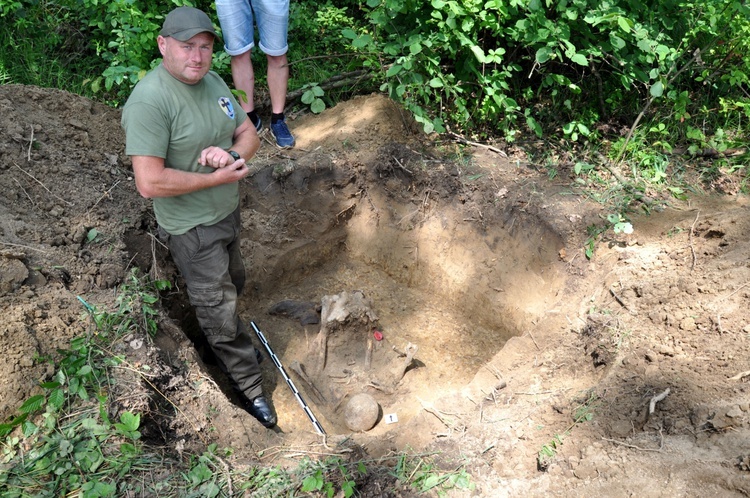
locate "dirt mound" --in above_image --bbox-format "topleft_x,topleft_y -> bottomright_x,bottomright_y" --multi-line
1,83 -> 750,496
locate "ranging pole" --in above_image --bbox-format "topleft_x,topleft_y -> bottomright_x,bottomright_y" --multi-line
250,321 -> 326,436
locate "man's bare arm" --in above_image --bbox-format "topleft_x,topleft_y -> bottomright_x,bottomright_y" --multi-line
131,155 -> 249,199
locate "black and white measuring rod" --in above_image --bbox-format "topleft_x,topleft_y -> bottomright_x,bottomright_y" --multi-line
250,321 -> 326,436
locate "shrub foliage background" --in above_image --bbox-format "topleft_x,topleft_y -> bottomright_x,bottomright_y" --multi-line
2,0 -> 750,151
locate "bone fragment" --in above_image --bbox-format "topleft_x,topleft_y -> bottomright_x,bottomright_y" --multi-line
365,336 -> 373,370
648,388 -> 670,416
393,343 -> 418,383
290,360 -> 327,403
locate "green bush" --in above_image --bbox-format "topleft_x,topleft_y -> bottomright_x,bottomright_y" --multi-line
352,0 -> 750,142
2,0 -> 750,162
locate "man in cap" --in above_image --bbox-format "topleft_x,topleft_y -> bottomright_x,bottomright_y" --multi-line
121,6 -> 277,428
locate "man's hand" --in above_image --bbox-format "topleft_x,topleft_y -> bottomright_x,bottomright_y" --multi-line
199,146 -> 243,169
211,159 -> 250,183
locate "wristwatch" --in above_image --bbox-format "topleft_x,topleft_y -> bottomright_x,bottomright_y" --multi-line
227,150 -> 241,161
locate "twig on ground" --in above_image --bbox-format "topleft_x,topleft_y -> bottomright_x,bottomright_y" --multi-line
526,330 -> 540,350
285,70 -> 372,102
27,125 -> 34,161
0,241 -> 48,253
13,161 -> 74,206
13,177 -> 34,206
447,131 -> 508,157
602,437 -> 663,453
689,210 -> 699,271
609,286 -> 632,312
393,157 -> 413,175
722,281 -> 750,301
365,335 -> 373,370
86,180 -> 121,218
365,381 -> 394,394
419,400 -> 454,429
716,312 -> 724,335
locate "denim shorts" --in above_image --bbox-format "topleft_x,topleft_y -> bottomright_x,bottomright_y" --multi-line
216,0 -> 289,56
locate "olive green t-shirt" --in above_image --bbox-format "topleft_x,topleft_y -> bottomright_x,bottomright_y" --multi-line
121,64 -> 247,235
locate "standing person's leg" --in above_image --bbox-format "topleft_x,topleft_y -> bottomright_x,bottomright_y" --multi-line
161,209 -> 276,428
256,0 -> 295,148
216,0 -> 262,131
230,52 -> 256,115
267,53 -> 288,116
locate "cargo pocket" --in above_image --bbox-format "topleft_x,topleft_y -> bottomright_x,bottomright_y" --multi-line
186,284 -> 228,337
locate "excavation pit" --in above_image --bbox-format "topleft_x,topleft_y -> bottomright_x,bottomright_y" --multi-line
233,149 -> 567,439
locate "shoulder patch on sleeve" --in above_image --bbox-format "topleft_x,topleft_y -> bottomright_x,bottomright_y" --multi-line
218,97 -> 235,119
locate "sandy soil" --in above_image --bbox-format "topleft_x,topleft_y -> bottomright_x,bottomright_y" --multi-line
0,83 -> 749,496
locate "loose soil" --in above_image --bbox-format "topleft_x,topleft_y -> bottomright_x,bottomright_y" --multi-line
1,83 -> 749,496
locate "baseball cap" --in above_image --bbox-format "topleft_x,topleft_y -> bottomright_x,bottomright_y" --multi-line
160,6 -> 220,42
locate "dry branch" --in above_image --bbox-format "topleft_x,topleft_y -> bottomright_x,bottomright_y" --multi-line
602,437 -> 663,453
282,70 -> 373,107
447,131 -> 508,157
14,162 -> 74,206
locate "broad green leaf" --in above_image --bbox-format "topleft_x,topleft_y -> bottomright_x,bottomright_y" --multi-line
302,89 -> 315,104
610,34 -> 625,50
311,99 -> 326,114
22,420 -> 37,437
19,395 -> 45,413
386,64 -> 403,77
570,53 -> 588,66
526,115 -> 542,138
650,81 -> 664,97
535,47 -> 552,64
470,45 -> 486,63
120,411 -> 141,432
353,34 -> 372,48
301,474 -> 323,492
421,474 -> 442,490
655,44 -> 671,60
617,16 -> 631,32
48,388 -> 65,410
